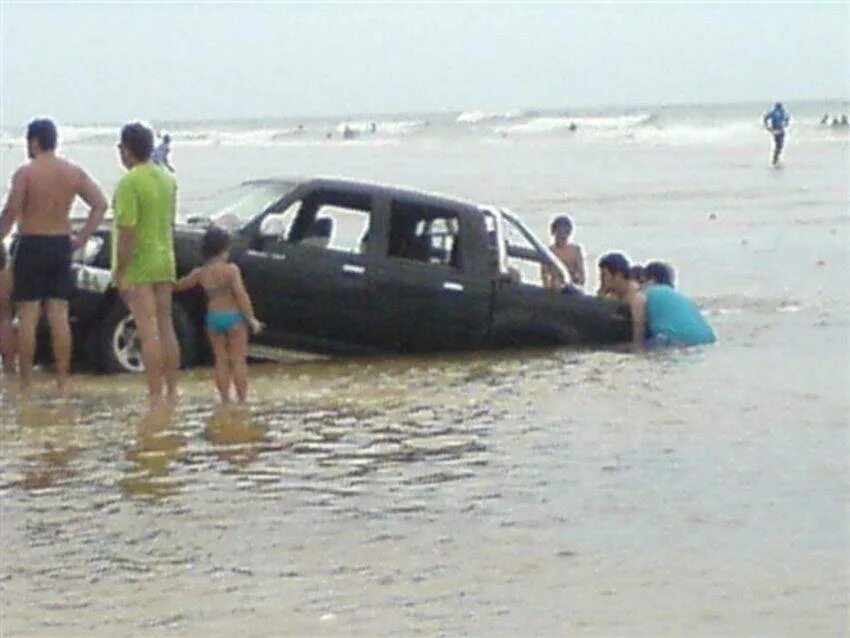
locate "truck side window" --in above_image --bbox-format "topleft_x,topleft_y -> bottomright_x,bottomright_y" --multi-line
282,190 -> 373,255
388,200 -> 461,269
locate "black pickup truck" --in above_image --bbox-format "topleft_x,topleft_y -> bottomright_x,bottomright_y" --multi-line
64,177 -> 630,372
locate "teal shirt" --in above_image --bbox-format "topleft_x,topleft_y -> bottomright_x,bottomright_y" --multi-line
645,284 -> 716,346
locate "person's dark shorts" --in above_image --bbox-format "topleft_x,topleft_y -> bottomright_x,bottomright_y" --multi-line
12,235 -> 73,302
773,131 -> 785,151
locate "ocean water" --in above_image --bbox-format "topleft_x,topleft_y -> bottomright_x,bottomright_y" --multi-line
0,101 -> 848,636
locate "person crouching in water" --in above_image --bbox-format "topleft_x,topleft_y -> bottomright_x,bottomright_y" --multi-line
174,226 -> 263,402
542,214 -> 585,289
598,253 -> 715,350
0,242 -> 17,374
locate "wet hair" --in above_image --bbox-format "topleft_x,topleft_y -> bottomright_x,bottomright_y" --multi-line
202,225 -> 231,260
630,265 -> 645,282
644,261 -> 675,287
26,118 -> 58,151
550,215 -> 573,234
120,122 -> 154,161
598,252 -> 631,277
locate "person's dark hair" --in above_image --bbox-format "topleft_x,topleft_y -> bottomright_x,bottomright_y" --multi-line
598,252 -> 630,277
0,241 -> 6,271
26,118 -> 58,151
202,225 -> 232,260
644,261 -> 675,287
550,215 -> 573,234
630,265 -> 645,282
163,134 -> 171,143
313,217 -> 333,238
120,122 -> 154,161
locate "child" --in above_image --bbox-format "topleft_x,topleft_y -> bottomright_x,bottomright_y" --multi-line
174,227 -> 263,403
542,215 -> 586,289
0,242 -> 17,375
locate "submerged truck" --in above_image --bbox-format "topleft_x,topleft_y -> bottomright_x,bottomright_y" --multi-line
66,177 -> 630,372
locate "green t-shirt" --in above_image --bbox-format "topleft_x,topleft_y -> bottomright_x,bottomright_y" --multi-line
112,163 -> 177,284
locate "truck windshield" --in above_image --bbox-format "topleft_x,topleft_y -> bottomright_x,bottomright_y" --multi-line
188,182 -> 294,231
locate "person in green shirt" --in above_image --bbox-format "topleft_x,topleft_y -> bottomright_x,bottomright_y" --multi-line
113,122 -> 180,407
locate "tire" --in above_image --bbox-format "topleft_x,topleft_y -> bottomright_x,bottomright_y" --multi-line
95,300 -> 199,373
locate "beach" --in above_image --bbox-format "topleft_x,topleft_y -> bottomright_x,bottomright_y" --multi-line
0,101 -> 848,636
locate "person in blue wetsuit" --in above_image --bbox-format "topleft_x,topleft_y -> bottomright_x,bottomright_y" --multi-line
763,102 -> 790,166
641,261 -> 715,347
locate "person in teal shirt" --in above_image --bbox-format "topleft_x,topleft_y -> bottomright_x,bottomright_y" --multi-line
641,261 -> 715,347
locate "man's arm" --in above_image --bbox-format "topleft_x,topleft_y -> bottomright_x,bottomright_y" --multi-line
112,178 -> 138,287
0,168 -> 26,240
573,245 -> 586,286
114,227 -> 135,286
630,292 -> 646,351
71,169 -> 108,248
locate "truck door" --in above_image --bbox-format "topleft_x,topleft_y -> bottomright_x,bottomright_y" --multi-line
368,198 -> 493,352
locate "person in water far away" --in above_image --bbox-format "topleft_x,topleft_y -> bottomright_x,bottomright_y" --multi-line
763,102 -> 790,166
151,133 -> 175,173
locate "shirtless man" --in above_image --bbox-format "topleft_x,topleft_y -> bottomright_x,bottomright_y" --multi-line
542,215 -> 585,289
113,122 -> 180,408
597,252 -> 646,351
0,119 -> 108,395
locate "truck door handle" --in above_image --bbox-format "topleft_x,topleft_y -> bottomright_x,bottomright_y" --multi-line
443,281 -> 464,292
342,264 -> 365,276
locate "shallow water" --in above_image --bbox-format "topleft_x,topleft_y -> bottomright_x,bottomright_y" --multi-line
1,116 -> 848,636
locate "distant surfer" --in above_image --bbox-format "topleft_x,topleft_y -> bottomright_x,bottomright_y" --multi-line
151,133 -> 175,173
762,102 -> 789,166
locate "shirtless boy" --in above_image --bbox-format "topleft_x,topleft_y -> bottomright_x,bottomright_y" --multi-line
0,119 -> 108,395
542,215 -> 585,289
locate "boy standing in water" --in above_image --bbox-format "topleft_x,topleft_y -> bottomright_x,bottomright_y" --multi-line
542,215 -> 585,289
174,226 -> 262,403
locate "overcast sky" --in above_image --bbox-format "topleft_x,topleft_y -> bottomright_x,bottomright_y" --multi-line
1,2 -> 848,125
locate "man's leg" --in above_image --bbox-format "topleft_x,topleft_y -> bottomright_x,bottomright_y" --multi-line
127,284 -> 165,406
773,133 -> 784,165
44,300 -> 72,396
15,301 -> 40,394
154,283 -> 180,400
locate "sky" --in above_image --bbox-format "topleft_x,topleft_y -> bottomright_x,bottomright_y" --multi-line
1,2 -> 848,125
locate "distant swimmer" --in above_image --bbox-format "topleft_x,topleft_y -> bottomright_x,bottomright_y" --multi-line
568,122 -> 577,132
369,122 -> 377,133
762,102 -> 790,166
820,113 -> 830,125
151,133 -> 175,173
342,125 -> 357,140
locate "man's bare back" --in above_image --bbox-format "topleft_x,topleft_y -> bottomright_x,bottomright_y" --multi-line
10,155 -> 101,236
